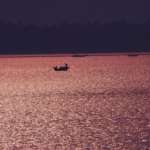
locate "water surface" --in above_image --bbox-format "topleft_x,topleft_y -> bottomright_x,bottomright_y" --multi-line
0,54 -> 150,149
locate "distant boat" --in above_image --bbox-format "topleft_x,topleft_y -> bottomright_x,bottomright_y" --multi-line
127,53 -> 139,57
72,54 -> 88,57
53,64 -> 69,71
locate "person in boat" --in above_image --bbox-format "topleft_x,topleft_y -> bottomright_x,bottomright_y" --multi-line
64,63 -> 68,68
53,63 -> 69,71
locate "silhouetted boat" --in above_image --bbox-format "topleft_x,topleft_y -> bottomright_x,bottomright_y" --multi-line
72,54 -> 88,57
127,54 -> 139,57
53,64 -> 69,71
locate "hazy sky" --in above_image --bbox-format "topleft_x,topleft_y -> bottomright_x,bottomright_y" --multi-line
0,0 -> 148,25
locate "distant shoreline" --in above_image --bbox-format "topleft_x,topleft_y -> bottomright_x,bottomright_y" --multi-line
0,52 -> 150,58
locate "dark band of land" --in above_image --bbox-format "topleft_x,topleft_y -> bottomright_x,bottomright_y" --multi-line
0,19 -> 150,54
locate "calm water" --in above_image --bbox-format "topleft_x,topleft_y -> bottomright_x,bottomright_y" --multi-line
0,54 -> 150,149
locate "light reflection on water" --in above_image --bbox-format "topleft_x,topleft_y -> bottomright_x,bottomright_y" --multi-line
0,55 -> 150,149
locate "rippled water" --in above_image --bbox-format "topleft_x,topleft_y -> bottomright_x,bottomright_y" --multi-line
0,54 -> 150,149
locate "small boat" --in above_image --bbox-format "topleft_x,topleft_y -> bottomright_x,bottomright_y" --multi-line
53,64 -> 69,71
127,53 -> 139,57
72,54 -> 88,57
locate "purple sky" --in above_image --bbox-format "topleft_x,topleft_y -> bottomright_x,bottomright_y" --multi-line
0,0 -> 148,25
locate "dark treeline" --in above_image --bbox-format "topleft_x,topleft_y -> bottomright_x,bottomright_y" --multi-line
0,19 -> 149,54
